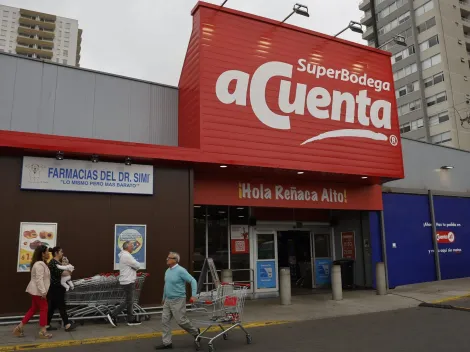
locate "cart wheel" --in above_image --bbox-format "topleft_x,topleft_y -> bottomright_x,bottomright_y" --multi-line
194,340 -> 201,351
223,333 -> 228,340
208,344 -> 215,352
246,335 -> 252,344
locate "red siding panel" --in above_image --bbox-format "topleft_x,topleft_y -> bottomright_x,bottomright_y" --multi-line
180,2 -> 404,181
178,13 -> 201,148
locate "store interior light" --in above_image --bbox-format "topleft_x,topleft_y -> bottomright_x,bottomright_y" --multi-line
56,151 -> 64,160
124,157 -> 132,166
441,166 -> 454,170
194,205 -> 201,208
91,155 -> 99,163
220,165 -> 228,168
237,207 -> 244,210
362,176 -> 368,179
297,171 -> 304,174
238,215 -> 245,218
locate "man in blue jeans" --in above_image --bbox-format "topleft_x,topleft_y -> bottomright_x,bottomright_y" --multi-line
155,252 -> 200,350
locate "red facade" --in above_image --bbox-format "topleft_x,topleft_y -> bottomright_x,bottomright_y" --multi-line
179,2 -> 404,181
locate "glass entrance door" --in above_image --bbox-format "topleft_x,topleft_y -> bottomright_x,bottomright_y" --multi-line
254,230 -> 278,293
311,233 -> 333,288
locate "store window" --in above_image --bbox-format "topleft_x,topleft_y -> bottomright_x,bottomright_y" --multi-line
193,205 -> 251,291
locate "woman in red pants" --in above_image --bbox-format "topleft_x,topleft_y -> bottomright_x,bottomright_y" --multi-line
13,245 -> 52,339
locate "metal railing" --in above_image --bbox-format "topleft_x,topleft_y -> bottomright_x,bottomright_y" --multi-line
462,17 -> 470,23
460,0 -> 470,6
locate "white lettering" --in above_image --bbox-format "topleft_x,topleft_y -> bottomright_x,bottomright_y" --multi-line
297,58 -> 307,72
356,90 -> 371,127
279,80 -> 307,115
321,188 -> 330,202
307,87 -> 331,119
265,188 -> 272,199
331,91 -> 355,123
297,190 -> 304,200
275,185 -> 284,200
242,183 -> 251,198
312,191 -> 318,201
252,187 -> 260,199
370,100 -> 392,129
216,70 -> 250,106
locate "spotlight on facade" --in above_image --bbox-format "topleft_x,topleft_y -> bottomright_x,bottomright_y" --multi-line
281,3 -> 309,23
334,21 -> 364,37
362,176 -> 368,179
220,165 -> 228,168
125,157 -> 132,166
91,155 -> 99,163
441,166 -> 454,170
56,151 -> 64,160
297,171 -> 304,174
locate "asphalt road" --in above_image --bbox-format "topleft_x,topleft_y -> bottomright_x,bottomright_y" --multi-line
42,307 -> 470,352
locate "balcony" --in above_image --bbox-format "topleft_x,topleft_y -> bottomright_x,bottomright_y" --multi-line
362,26 -> 375,41
360,10 -> 373,26
19,17 -> 55,31
16,45 -> 53,59
17,35 -> 54,49
359,0 -> 371,12
20,9 -> 56,22
461,0 -> 470,14
18,26 -> 55,40
462,17 -> 470,29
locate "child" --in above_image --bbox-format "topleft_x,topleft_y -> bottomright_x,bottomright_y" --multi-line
58,256 -> 75,291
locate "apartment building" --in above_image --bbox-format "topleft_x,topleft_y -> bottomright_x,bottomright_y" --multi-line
0,4 -> 82,66
359,0 -> 470,151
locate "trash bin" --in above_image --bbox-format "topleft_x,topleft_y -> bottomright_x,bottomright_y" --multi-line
333,259 -> 355,289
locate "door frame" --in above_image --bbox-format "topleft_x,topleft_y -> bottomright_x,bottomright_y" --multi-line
251,228 -> 279,294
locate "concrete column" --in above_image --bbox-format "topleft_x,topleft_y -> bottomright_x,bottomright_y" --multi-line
280,267 -> 291,305
376,262 -> 387,295
332,264 -> 343,301
221,269 -> 233,284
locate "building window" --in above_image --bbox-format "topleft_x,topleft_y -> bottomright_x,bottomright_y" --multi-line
391,45 -> 415,64
396,81 -> 419,98
423,72 -> 445,88
422,54 -> 442,70
431,131 -> 452,145
417,17 -> 436,34
416,0 -> 434,17
378,11 -> 411,36
400,118 -> 424,134
377,0 -> 406,20
2,21 -> 7,28
63,59 -> 67,65
64,32 -> 70,38
419,35 -> 439,52
398,99 -> 422,116
193,205 -> 251,291
65,23 -> 71,30
3,11 -> 9,17
426,91 -> 447,107
393,63 -> 417,81
63,49 -> 68,56
64,40 -> 69,47
1,29 -> 6,36
429,111 -> 450,126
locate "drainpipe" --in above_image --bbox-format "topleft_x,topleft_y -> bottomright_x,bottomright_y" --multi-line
428,190 -> 441,281
379,210 -> 389,290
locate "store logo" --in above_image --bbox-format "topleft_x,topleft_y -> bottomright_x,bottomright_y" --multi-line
216,60 -> 397,146
437,231 -> 455,244
25,163 -> 47,183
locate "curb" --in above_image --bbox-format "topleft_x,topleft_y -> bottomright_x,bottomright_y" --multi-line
0,321 -> 290,352
431,294 -> 470,304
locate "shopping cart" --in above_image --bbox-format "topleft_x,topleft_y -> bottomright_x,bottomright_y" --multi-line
191,283 -> 251,352
65,272 -> 150,322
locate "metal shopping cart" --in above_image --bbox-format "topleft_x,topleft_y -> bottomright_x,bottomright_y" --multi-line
191,283 -> 251,352
65,272 -> 150,323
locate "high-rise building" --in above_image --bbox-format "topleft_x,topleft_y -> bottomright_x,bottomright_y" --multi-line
359,0 -> 470,150
0,4 -> 82,66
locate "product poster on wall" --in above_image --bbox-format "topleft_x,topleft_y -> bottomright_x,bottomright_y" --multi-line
230,225 -> 249,254
256,260 -> 276,289
114,225 -> 147,270
17,222 -> 57,272
315,258 -> 332,287
341,231 -> 356,260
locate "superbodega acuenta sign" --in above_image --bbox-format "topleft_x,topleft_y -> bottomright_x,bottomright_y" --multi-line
216,59 -> 397,147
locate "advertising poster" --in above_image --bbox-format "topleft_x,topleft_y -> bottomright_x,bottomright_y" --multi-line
256,260 -> 276,289
341,231 -> 356,259
230,225 -> 249,254
17,222 -> 57,272
315,258 -> 332,287
114,225 -> 147,270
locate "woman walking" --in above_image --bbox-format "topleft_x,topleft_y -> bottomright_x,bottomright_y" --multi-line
46,246 -> 76,332
12,245 -> 52,339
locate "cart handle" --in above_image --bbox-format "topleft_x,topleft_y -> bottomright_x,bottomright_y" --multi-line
221,282 -> 251,288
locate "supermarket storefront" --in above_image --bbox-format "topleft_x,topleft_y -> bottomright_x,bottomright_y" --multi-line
0,1 -> 404,314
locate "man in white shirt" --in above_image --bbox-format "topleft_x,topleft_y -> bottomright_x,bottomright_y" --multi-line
107,241 -> 142,327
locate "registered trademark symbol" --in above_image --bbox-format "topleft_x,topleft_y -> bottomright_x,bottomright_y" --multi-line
389,135 -> 398,146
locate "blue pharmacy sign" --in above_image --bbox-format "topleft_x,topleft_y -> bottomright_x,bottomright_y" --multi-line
256,260 -> 276,289
315,258 -> 332,287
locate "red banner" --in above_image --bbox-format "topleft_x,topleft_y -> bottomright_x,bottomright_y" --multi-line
341,231 -> 356,259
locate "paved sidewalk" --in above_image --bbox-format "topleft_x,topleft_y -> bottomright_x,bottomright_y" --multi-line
2,278 -> 470,350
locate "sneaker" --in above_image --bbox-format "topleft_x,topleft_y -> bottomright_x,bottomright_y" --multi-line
155,344 -> 173,350
46,326 -> 58,331
127,319 -> 142,326
107,314 -> 117,328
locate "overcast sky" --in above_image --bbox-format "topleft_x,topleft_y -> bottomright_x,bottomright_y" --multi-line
2,0 -> 366,86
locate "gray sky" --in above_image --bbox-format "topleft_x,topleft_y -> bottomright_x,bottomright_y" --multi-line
3,0 -> 366,86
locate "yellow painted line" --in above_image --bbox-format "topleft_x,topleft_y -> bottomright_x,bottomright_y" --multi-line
431,294 -> 470,304
0,320 -> 290,352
